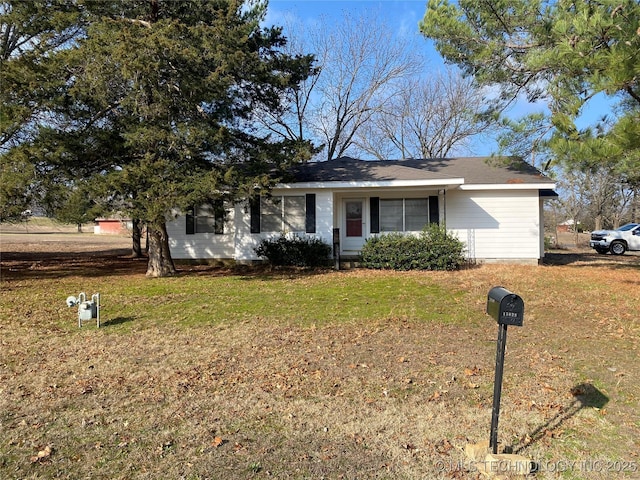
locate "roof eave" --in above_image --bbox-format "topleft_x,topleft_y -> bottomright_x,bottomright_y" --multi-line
276,178 -> 466,189
458,183 -> 556,191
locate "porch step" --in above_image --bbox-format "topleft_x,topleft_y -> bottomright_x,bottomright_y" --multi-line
337,256 -> 360,269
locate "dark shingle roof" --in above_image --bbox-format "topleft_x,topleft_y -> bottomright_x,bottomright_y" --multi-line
290,156 -> 554,186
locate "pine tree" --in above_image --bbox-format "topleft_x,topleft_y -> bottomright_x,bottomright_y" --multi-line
420,0 -> 640,179
8,0 -> 315,276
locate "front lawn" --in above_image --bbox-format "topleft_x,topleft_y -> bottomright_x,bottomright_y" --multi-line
1,244 -> 638,479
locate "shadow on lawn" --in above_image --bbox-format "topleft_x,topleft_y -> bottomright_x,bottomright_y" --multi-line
1,249 -> 335,281
544,251 -> 640,270
507,383 -> 609,458
100,316 -> 136,328
1,249 -> 148,280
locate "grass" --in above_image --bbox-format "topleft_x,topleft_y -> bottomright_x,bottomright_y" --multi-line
1,234 -> 639,479
98,273 -> 468,327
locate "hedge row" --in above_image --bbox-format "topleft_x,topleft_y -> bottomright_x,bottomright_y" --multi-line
360,224 -> 466,271
254,234 -> 332,267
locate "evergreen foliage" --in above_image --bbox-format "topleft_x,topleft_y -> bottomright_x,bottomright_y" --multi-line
254,234 -> 332,268
53,183 -> 102,231
360,224 -> 466,271
420,0 -> 640,184
1,0 -> 316,276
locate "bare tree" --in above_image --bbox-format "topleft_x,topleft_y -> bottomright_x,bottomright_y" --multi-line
251,19 -> 321,147
583,167 -> 621,231
259,12 -> 496,162
356,70 -> 495,159
558,164 -> 634,233
558,169 -> 588,245
311,13 -> 423,161
258,12 -> 423,161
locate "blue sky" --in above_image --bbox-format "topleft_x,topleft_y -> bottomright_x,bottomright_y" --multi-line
265,1 -> 503,156
266,1 -> 443,67
263,0 -> 535,156
264,1 -> 616,158
266,1 -> 430,36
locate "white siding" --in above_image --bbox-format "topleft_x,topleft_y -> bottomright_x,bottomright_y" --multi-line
315,190 -> 334,246
168,190 -> 334,261
167,208 -> 236,260
167,187 -> 546,263
446,190 -> 542,261
235,189 -> 334,262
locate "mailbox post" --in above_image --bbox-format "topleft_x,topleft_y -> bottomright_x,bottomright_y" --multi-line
486,287 -> 524,454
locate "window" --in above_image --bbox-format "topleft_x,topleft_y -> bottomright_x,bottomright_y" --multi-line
261,195 -> 305,232
380,199 -> 403,232
405,198 -> 430,231
186,201 -> 225,235
379,198 -> 430,232
250,194 -> 316,234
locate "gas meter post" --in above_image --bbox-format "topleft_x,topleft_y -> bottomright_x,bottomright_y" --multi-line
486,287 -> 524,455
66,292 -> 101,328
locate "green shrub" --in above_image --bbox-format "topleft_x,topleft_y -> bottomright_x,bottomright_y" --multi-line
360,224 -> 466,271
544,235 -> 557,250
254,234 -> 332,267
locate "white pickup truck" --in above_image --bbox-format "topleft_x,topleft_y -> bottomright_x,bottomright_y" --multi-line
590,223 -> 640,255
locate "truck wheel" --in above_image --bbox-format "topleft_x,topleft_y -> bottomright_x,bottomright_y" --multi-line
610,241 -> 626,255
595,247 -> 608,254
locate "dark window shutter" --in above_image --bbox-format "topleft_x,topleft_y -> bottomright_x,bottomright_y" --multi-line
305,194 -> 316,233
250,197 -> 260,234
186,206 -> 195,234
370,197 -> 380,233
429,196 -> 439,225
214,199 -> 225,235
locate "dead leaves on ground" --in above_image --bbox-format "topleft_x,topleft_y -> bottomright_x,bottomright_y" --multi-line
30,444 -> 53,464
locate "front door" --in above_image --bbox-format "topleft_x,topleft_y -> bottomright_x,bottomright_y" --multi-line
342,198 -> 366,253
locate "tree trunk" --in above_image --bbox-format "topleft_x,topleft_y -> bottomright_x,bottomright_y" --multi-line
594,215 -> 603,232
146,222 -> 177,277
131,219 -> 143,258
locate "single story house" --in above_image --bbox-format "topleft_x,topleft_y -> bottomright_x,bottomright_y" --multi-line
166,156 -> 557,265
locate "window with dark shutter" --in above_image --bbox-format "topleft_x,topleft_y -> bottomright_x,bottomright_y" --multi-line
186,207 -> 195,235
429,196 -> 439,225
187,202 -> 226,234
252,194 -> 315,234
305,194 -> 316,233
250,197 -> 261,234
376,197 -> 432,232
370,197 -> 380,233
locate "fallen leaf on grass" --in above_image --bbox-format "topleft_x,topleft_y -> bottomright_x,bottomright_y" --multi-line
428,391 -> 441,401
434,439 -> 453,454
212,436 -> 224,448
544,429 -> 564,438
464,367 -> 480,376
30,445 -> 53,463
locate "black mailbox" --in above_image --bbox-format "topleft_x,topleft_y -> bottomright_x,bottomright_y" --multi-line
486,286 -> 524,327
